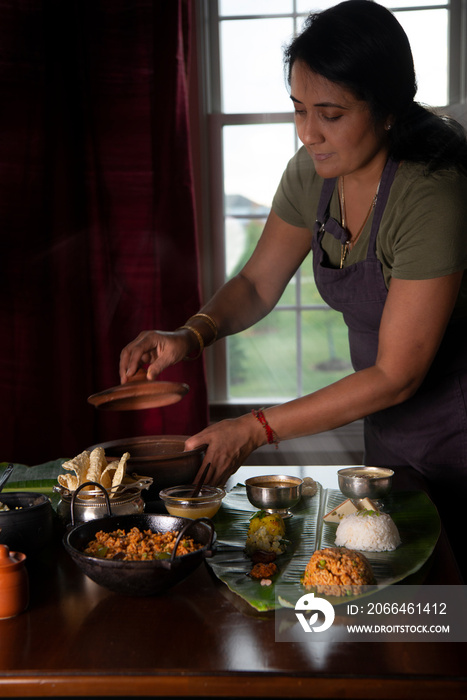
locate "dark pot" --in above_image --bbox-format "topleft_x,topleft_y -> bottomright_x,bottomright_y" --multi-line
88,435 -> 205,501
0,492 -> 55,557
63,511 -> 216,596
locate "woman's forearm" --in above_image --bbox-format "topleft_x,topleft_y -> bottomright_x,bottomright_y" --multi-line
264,363 -> 418,442
185,363 -> 420,486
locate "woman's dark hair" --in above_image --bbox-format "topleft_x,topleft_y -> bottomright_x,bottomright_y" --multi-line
284,0 -> 467,171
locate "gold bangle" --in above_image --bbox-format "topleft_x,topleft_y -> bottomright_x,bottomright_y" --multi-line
177,325 -> 204,360
187,313 -> 218,345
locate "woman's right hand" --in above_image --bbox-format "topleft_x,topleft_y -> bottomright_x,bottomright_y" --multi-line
119,329 -> 194,383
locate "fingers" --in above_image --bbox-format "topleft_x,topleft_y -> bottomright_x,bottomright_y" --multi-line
193,459 -> 237,488
119,330 -> 191,384
186,419 -> 257,487
187,434 -> 231,487
119,332 -> 155,383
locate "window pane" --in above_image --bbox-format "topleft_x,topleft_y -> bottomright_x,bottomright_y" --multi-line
220,18 -> 294,113
223,123 -> 295,282
225,217 -> 266,279
394,9 -> 448,106
227,311 -> 297,399
296,0 -> 341,11
380,0 -> 447,8
277,274 -> 297,306
225,217 -> 299,305
220,0 -> 292,16
301,309 -> 352,393
223,123 -> 295,210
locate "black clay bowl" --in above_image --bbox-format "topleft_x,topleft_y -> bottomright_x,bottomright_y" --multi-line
87,435 -> 205,501
0,492 -> 55,557
63,513 -> 216,596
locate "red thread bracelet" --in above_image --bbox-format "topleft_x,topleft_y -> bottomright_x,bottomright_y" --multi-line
252,408 -> 279,449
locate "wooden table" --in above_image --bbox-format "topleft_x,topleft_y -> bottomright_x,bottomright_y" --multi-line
0,466 -> 466,699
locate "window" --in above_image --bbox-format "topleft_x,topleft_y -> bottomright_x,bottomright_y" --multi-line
195,0 -> 466,405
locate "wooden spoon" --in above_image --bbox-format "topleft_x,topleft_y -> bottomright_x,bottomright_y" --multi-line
191,463 -> 211,498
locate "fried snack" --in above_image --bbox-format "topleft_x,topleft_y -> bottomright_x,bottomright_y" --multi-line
302,547 -> 375,597
62,450 -> 91,487
58,447 -> 134,498
57,473 -> 79,491
111,452 -> 130,490
87,446 -> 106,484
100,465 -> 116,490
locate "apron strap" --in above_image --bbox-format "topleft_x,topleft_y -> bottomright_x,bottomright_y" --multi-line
314,177 -> 347,244
367,158 -> 399,259
313,158 -> 400,256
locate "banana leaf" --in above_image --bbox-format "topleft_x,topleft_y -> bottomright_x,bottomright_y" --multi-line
208,484 -> 441,612
0,460 -> 68,509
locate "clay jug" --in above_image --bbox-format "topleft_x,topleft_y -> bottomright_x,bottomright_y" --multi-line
0,544 -> 29,619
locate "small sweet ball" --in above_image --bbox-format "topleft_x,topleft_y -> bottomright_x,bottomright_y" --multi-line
301,477 -> 318,497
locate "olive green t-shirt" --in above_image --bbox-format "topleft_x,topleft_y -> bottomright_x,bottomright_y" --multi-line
272,146 -> 467,314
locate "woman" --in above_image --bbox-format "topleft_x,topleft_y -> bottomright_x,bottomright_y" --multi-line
120,1 -> 467,571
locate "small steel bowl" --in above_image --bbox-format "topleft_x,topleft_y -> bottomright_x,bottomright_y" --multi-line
245,475 -> 303,519
159,485 -> 225,520
338,467 -> 394,500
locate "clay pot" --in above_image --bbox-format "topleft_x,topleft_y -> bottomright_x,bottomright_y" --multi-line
0,493 -> 55,557
0,545 -> 29,619
88,436 -> 205,501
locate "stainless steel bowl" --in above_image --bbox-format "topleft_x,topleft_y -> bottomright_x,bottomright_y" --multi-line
338,467 -> 394,500
56,487 -> 145,526
245,475 -> 303,518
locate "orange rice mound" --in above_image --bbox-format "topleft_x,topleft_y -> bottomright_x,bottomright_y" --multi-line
302,547 -> 375,597
84,526 -> 202,561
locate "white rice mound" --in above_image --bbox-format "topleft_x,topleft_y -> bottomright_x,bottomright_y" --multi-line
334,511 -> 401,552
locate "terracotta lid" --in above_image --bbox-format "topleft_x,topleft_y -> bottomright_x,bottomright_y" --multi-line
87,371 -> 189,411
0,545 -> 26,569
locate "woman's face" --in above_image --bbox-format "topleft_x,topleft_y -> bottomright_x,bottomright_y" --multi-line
290,61 -> 389,180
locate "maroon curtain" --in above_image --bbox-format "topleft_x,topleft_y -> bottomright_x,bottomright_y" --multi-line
0,0 -> 208,465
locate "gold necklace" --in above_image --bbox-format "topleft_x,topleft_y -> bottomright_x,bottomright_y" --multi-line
339,176 -> 379,268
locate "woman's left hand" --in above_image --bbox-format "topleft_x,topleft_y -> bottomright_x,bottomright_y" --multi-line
185,414 -> 266,487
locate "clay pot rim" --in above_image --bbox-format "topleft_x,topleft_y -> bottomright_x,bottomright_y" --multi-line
0,492 -> 51,517
88,435 -> 205,463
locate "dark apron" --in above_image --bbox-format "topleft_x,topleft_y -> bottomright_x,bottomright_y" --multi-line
311,159 -> 467,490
